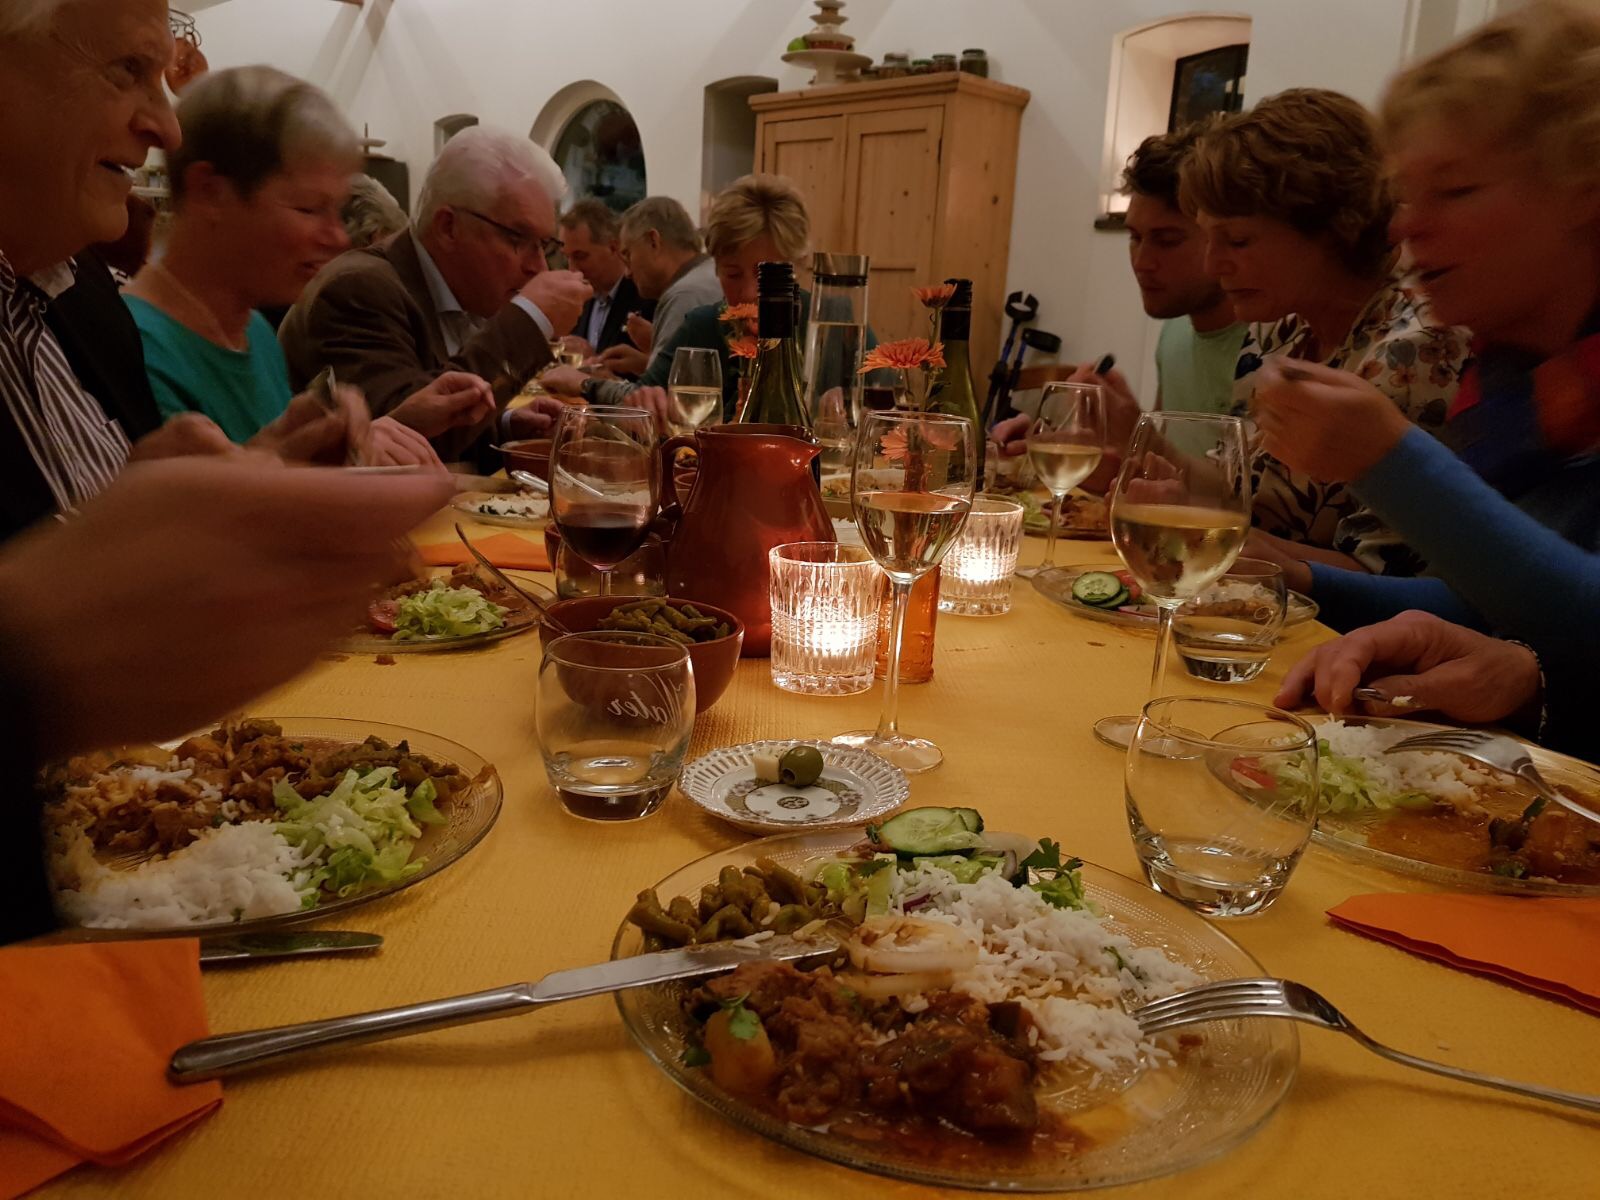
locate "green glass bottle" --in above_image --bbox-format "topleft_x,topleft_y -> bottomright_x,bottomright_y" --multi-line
740,261 -> 811,429
928,277 -> 985,489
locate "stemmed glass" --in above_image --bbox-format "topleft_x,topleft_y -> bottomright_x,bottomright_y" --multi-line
667,347 -> 723,434
834,411 -> 975,773
1092,411 -> 1252,749
548,405 -> 660,597
1017,382 -> 1105,580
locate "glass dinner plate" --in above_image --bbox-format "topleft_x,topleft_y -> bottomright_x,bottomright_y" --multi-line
451,491 -> 550,531
1304,716 -> 1600,897
611,831 -> 1298,1192
341,570 -> 543,654
1032,564 -> 1318,632
55,717 -> 503,939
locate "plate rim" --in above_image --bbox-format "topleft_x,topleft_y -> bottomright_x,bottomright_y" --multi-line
678,739 -> 910,834
1033,564 -> 1318,631
451,490 -> 549,530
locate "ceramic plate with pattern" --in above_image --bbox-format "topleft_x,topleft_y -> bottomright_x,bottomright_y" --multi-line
679,740 -> 909,834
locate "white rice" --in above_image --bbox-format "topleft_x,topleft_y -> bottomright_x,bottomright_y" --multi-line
890,867 -> 1199,1075
55,823 -> 316,930
1314,718 -> 1490,803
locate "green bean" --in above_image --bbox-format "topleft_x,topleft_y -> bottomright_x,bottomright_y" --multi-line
769,904 -> 817,933
627,891 -> 696,945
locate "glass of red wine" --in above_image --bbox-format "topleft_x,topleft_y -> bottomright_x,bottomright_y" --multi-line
549,405 -> 660,596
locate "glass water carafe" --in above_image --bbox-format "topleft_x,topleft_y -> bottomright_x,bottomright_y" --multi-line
802,252 -> 870,478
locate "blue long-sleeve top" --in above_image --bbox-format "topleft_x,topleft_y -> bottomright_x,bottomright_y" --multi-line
1307,428 -> 1600,759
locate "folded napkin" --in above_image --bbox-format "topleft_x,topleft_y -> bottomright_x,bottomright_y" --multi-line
1328,893 -> 1600,1014
416,530 -> 549,572
0,939 -> 222,1198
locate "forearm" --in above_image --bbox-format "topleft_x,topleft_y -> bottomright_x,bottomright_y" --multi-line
1306,564 -> 1485,633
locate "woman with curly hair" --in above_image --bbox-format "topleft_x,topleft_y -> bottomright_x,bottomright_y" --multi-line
1181,88 -> 1472,577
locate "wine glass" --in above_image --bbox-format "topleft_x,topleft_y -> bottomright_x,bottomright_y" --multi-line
1092,411 -> 1252,749
667,347 -> 723,434
549,405 -> 660,597
834,411 -> 975,773
1016,382 -> 1105,580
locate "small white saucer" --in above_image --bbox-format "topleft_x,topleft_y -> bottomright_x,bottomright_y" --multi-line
680,740 -> 910,834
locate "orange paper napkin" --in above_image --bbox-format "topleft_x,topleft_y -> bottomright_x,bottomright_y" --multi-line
1328,893 -> 1600,1014
0,939 -> 223,1198
416,530 -> 549,572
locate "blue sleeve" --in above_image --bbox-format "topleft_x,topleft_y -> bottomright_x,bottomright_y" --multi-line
1353,428 -> 1600,661
1305,565 -> 1484,633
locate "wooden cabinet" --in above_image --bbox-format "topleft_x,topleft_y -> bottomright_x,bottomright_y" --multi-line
752,72 -> 1030,378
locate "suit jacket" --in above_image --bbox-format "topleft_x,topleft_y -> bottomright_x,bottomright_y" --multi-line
277,232 -> 554,464
579,275 -> 652,356
1,253 -> 161,543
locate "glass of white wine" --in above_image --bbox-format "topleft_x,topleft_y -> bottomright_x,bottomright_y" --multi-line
834,411 -> 975,773
667,347 -> 724,434
1017,382 -> 1105,580
1093,411 -> 1253,749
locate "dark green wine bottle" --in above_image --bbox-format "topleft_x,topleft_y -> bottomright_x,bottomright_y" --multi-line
740,261 -> 811,429
928,277 -> 984,489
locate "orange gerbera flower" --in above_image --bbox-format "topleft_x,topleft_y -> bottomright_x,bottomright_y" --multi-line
912,283 -> 957,308
727,337 -> 759,360
719,303 -> 758,324
860,338 -> 945,374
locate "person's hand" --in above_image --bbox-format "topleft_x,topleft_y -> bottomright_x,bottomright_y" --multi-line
1275,610 -> 1542,725
0,456 -> 452,758
362,417 -> 446,469
504,396 -> 570,440
559,335 -> 595,359
620,386 -> 672,433
991,413 -> 1030,457
518,269 -> 591,337
1241,530 -> 1314,593
128,413 -> 239,462
1068,361 -> 1142,451
250,384 -> 373,465
538,365 -> 588,398
597,342 -> 649,378
626,313 -> 654,354
388,371 -> 495,438
1253,359 -> 1410,482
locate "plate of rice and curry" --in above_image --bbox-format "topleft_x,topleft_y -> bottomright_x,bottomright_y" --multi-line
612,808 -> 1296,1190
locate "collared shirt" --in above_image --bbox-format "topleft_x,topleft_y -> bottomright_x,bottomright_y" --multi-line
411,232 -> 552,356
585,278 -> 622,349
0,252 -> 130,515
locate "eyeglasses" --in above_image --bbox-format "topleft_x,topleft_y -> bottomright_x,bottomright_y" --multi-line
460,208 -> 562,261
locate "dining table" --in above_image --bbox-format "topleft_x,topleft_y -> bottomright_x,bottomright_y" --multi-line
39,509 -> 1599,1199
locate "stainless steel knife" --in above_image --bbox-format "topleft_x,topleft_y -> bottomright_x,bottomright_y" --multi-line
199,931 -> 384,965
170,936 -> 838,1081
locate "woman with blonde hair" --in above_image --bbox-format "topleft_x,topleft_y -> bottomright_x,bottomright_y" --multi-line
1181,88 -> 1471,577
1266,0 -> 1600,760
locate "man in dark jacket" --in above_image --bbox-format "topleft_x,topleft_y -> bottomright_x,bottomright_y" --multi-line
559,198 -> 652,358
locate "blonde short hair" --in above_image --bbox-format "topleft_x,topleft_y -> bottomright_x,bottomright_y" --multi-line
1381,1 -> 1600,192
1181,89 -> 1393,278
704,174 -> 810,262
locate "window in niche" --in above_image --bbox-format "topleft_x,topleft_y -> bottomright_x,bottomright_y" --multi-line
1168,43 -> 1247,130
552,101 -> 646,214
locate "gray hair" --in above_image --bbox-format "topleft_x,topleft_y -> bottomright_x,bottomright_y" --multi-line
342,174 -> 407,248
619,196 -> 701,253
416,126 -> 567,228
169,66 -> 359,206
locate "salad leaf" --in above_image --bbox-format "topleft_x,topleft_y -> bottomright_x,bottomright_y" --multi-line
1020,837 -> 1091,911
272,767 -> 430,899
391,582 -> 506,642
405,778 -> 447,826
1272,740 -> 1433,815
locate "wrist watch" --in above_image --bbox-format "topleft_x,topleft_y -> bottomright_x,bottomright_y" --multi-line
579,376 -> 602,403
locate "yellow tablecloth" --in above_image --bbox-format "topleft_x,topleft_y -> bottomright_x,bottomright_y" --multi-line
43,518 -> 1600,1198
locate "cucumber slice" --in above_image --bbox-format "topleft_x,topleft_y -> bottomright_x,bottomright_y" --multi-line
869,807 -> 985,856
952,807 -> 984,833
1071,571 -> 1126,608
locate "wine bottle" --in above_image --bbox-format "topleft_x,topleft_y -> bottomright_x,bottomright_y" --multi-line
928,278 -> 985,490
739,262 -> 811,428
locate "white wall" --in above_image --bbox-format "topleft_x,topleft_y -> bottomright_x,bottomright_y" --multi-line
191,0 -> 1427,400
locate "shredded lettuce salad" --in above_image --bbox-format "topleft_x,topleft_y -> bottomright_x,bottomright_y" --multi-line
392,582 -> 506,641
1270,739 -> 1432,815
272,766 -> 446,906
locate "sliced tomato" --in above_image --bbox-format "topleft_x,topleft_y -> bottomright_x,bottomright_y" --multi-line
1112,569 -> 1143,603
367,599 -> 399,635
1230,755 -> 1275,789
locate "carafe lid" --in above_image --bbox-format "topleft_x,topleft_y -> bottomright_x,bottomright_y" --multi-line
812,252 -> 870,286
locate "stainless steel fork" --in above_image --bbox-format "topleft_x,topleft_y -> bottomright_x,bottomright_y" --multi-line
1386,728 -> 1600,826
1134,978 -> 1600,1114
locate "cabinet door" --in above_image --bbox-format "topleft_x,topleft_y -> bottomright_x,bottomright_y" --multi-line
841,106 -> 944,343
758,115 -> 848,255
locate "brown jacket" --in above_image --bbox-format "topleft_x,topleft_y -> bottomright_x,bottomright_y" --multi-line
278,232 -> 552,463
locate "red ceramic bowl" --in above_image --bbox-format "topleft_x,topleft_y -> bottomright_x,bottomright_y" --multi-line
500,437 -> 552,482
538,596 -> 743,714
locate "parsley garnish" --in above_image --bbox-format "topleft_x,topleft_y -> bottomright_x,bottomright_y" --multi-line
681,1045 -> 711,1067
719,993 -> 762,1041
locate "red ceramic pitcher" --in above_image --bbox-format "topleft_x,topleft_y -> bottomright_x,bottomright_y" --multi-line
658,424 -> 834,657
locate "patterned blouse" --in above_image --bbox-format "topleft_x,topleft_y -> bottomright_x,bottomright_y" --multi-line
1231,276 -> 1471,575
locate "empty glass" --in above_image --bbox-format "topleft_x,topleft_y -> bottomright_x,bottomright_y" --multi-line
536,631 -> 695,822
1126,697 -> 1319,917
769,542 -> 882,696
1172,558 -> 1287,684
667,347 -> 723,434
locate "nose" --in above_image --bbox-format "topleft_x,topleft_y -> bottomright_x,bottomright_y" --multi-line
135,85 -> 181,154
1203,240 -> 1228,281
1390,201 -> 1425,251
523,244 -> 547,276
325,218 -> 350,254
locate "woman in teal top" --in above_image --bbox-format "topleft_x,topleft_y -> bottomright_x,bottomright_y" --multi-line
125,66 -> 491,461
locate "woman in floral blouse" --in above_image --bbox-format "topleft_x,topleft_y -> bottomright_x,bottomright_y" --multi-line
1181,89 -> 1472,576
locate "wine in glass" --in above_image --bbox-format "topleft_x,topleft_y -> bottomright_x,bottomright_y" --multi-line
667,346 -> 723,434
1093,411 -> 1252,749
549,405 -> 660,597
834,411 -> 975,773
1017,382 -> 1105,580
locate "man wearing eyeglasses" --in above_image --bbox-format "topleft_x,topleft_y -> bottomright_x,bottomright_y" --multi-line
279,126 -> 592,465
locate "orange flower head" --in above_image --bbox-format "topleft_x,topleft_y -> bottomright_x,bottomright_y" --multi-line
860,338 -> 945,374
727,337 -> 759,361
912,283 -> 957,308
719,303 -> 758,325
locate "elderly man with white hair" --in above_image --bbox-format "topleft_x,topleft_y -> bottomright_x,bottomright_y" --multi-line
280,126 -> 592,462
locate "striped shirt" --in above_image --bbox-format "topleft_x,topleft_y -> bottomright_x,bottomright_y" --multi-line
0,252 -> 130,514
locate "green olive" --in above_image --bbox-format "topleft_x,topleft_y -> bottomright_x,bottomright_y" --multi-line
778,745 -> 825,787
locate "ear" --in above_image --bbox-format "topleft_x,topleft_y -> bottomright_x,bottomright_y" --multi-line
429,206 -> 459,248
180,161 -> 233,214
